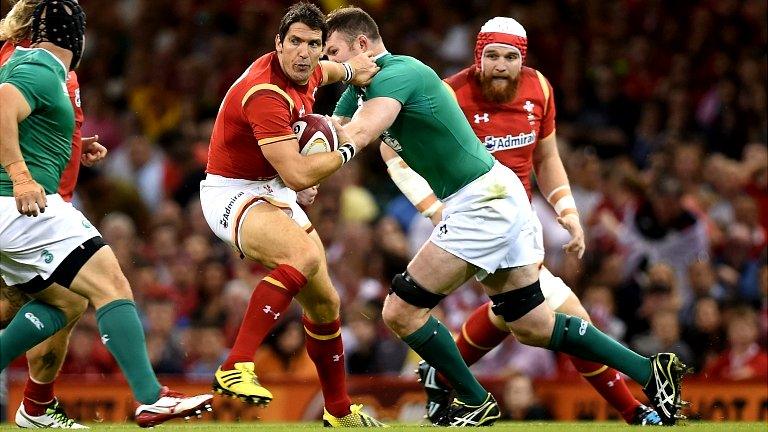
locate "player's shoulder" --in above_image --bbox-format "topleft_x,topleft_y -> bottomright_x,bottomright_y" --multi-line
518,66 -> 552,100
6,47 -> 67,78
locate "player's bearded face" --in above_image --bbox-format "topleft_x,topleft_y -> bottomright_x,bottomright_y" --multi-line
276,23 -> 324,84
478,47 -> 522,103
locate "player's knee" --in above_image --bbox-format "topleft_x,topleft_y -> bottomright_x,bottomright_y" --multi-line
70,296 -> 88,321
381,300 -> 408,335
305,289 -> 340,322
511,322 -> 551,347
489,280 -> 545,323
286,240 -> 321,279
384,272 -> 443,335
558,296 -> 591,323
100,268 -> 134,303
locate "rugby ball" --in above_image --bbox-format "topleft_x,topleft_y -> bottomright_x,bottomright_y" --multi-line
292,114 -> 339,156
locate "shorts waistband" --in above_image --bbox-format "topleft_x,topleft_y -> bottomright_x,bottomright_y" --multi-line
203,173 -> 280,187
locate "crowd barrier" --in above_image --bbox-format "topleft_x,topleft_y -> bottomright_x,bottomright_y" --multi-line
5,376 -> 766,422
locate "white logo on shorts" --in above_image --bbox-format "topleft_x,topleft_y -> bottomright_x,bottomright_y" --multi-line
25,312 -> 44,330
578,319 -> 589,336
332,354 -> 342,362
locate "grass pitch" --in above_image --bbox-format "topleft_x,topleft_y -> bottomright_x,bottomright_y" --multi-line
1,422 -> 765,431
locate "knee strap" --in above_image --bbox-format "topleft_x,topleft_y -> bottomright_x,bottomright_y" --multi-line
489,279 -> 544,322
389,272 -> 445,309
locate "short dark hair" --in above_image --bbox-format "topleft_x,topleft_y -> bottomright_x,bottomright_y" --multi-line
326,6 -> 380,44
278,2 -> 327,44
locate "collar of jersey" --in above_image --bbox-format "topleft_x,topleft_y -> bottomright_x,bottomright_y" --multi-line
372,50 -> 390,64
15,46 -> 67,78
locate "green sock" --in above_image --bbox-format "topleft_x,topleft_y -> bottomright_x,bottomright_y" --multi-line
403,316 -> 487,405
549,313 -> 652,385
0,300 -> 67,370
96,299 -> 162,404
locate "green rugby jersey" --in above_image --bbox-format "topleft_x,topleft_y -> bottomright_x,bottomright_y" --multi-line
334,53 -> 494,199
0,48 -> 74,196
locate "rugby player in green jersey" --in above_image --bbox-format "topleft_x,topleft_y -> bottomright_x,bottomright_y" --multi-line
0,1 -> 214,427
325,6 -> 688,427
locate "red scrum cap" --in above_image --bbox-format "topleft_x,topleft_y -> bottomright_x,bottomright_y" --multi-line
474,17 -> 528,70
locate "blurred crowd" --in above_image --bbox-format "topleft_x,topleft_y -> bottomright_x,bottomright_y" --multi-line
4,0 -> 767,388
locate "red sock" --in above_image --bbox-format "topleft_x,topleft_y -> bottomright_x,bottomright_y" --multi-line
435,302 -> 509,387
569,356 -> 641,423
303,315 -> 352,418
456,302 -> 508,366
222,264 -> 307,370
23,378 -> 55,416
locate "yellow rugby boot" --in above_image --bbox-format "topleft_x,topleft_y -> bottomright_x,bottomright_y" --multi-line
322,404 -> 388,427
213,362 -> 273,406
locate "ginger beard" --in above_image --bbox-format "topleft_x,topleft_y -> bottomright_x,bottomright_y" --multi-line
477,66 -> 520,104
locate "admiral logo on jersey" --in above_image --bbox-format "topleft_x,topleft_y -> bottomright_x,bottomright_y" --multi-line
484,131 -> 537,153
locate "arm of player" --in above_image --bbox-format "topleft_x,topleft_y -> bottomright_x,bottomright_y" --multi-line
0,83 -> 46,217
320,51 -> 379,87
261,138 -> 348,191
533,131 -> 585,258
341,96 -> 401,152
380,143 -> 443,224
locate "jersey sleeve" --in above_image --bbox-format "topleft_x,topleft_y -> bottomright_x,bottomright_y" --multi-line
365,64 -> 416,105
4,62 -> 61,112
538,74 -> 556,138
242,89 -> 296,145
333,86 -> 358,118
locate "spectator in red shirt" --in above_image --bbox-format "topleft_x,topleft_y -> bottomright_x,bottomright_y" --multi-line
705,306 -> 768,381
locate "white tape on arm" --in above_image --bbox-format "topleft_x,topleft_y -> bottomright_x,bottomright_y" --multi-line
547,184 -> 578,217
386,156 -> 442,217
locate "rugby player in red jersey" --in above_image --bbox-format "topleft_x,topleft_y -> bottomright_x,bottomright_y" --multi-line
200,3 -> 383,427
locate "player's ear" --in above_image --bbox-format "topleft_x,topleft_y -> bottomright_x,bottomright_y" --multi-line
358,35 -> 367,51
275,34 -> 282,53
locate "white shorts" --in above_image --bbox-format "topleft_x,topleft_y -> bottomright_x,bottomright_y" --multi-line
0,194 -> 102,289
540,266 -> 573,310
430,161 -> 545,278
199,174 -> 311,253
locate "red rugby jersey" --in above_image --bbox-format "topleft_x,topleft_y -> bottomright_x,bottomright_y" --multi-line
1,40 -> 84,202
206,51 -> 324,180
445,66 -> 556,201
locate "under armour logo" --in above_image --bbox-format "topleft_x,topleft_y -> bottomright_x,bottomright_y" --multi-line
25,312 -> 44,330
607,372 -> 620,387
263,305 -> 280,320
523,100 -> 534,112
101,334 -> 110,345
298,106 -> 306,117
473,113 -> 489,123
332,354 -> 342,362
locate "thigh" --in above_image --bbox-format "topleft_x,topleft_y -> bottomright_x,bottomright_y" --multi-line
407,240 -> 477,294
238,202 -> 318,271
481,262 -> 540,296
68,246 -> 131,309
